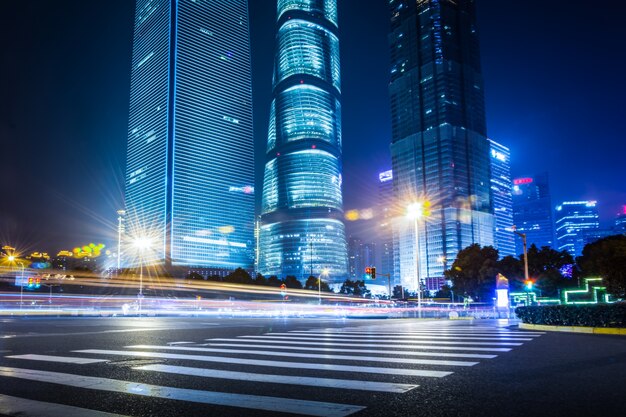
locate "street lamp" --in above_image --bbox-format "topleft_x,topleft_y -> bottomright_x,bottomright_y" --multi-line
133,237 -> 152,315
407,202 -> 425,318
116,209 -> 126,271
15,261 -> 25,311
319,268 -> 329,305
512,226 -> 530,304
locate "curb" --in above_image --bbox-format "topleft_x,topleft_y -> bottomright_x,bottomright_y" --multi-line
520,322 -> 626,335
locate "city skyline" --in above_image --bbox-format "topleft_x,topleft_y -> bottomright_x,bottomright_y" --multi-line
2,0 -> 626,255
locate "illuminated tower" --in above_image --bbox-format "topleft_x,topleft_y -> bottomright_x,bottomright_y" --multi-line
124,0 -> 254,270
259,0 -> 348,282
389,0 -> 495,291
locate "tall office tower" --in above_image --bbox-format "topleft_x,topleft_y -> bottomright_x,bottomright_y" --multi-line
348,237 -> 376,279
258,0 -> 348,282
489,140 -> 515,257
389,0 -> 494,291
378,170 -> 396,282
555,201 -> 600,257
512,173 -> 555,253
124,0 -> 254,270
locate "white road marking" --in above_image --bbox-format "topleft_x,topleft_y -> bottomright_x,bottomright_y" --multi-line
205,342 -> 498,359
166,342 -> 196,345
73,349 -> 452,378
237,335 -> 523,346
275,332 -> 534,341
207,338 -> 512,352
5,354 -> 108,364
134,364 -> 418,393
0,366 -> 364,417
127,345 -> 478,367
294,330 -> 544,337
0,393 -> 130,417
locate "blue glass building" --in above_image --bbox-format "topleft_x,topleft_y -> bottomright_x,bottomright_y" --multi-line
489,139 -> 515,257
259,0 -> 348,282
389,0 -> 495,291
555,201 -> 600,257
124,0 -> 254,270
512,173 -> 555,253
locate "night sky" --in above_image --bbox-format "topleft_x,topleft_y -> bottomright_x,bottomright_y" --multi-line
2,0 -> 625,254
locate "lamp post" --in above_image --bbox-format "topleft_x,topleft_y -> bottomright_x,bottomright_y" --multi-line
116,209 -> 126,271
11,258 -> 26,311
407,203 -> 424,318
133,237 -> 152,315
318,268 -> 329,305
512,226 -> 530,299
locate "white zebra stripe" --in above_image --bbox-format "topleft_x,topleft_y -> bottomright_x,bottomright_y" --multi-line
236,335 -> 523,346
5,354 -> 108,365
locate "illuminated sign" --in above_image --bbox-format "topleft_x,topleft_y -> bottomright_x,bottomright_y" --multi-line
490,149 -> 507,162
379,170 -> 393,182
513,178 -> 533,185
496,289 -> 509,308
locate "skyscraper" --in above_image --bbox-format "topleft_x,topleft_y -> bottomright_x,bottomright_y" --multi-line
389,0 -> 494,291
348,237 -> 376,280
555,201 -> 600,257
512,173 -> 555,253
489,139 -> 515,257
258,0 -> 348,282
124,0 -> 254,270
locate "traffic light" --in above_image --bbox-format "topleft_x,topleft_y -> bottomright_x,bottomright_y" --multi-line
525,279 -> 534,291
371,267 -> 376,279
27,277 -> 34,288
364,267 -> 371,279
279,283 -> 287,298
35,277 -> 41,288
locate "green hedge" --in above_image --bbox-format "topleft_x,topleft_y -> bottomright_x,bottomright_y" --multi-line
515,303 -> 626,328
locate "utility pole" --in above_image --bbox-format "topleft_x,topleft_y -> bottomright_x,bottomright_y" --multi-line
512,226 -> 530,299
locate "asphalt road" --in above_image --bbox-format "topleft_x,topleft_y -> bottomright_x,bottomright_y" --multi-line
0,317 -> 624,417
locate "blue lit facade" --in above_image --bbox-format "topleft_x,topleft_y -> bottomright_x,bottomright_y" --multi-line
489,139 -> 515,257
511,173 -> 555,253
124,0 -> 254,269
389,0 -> 495,291
378,170 -> 396,282
555,201 -> 600,257
259,0 -> 348,282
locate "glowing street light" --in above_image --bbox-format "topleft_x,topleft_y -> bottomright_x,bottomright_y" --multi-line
407,201 -> 431,318
133,237 -> 152,315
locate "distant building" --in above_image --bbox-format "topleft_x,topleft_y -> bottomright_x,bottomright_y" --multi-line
378,170 -> 396,282
348,237 -> 376,280
488,140 -> 515,257
555,201 -> 600,257
614,206 -> 626,234
512,173 -> 555,253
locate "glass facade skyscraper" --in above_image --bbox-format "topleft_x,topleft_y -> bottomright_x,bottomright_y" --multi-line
555,201 -> 600,257
378,170 -> 396,282
124,0 -> 254,269
489,139 -> 515,257
389,0 -> 494,291
512,173 -> 555,253
258,0 -> 348,282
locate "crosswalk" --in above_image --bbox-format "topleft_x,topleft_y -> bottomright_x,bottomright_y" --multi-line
0,321 -> 543,416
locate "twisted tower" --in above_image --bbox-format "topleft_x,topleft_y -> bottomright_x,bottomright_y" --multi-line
259,0 -> 347,282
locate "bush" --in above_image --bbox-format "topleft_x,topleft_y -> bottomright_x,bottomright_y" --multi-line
515,303 -> 626,328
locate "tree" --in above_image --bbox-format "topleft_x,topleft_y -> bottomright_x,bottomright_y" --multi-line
526,244 -> 575,297
224,268 -> 253,285
284,275 -> 303,289
578,235 -> 626,299
339,279 -> 371,298
304,275 -> 331,292
185,272 -> 204,280
253,273 -> 267,286
266,275 -> 282,287
497,255 -> 524,290
444,244 -> 499,301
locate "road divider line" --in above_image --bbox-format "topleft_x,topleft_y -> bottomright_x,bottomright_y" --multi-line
204,343 -> 497,359
133,364 -> 418,393
73,349 -> 453,378
0,366 -> 364,417
0,393 -> 130,417
207,338 -> 512,352
5,354 -> 108,364
237,335 -> 523,346
126,345 -> 478,367
293,331 -> 544,337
